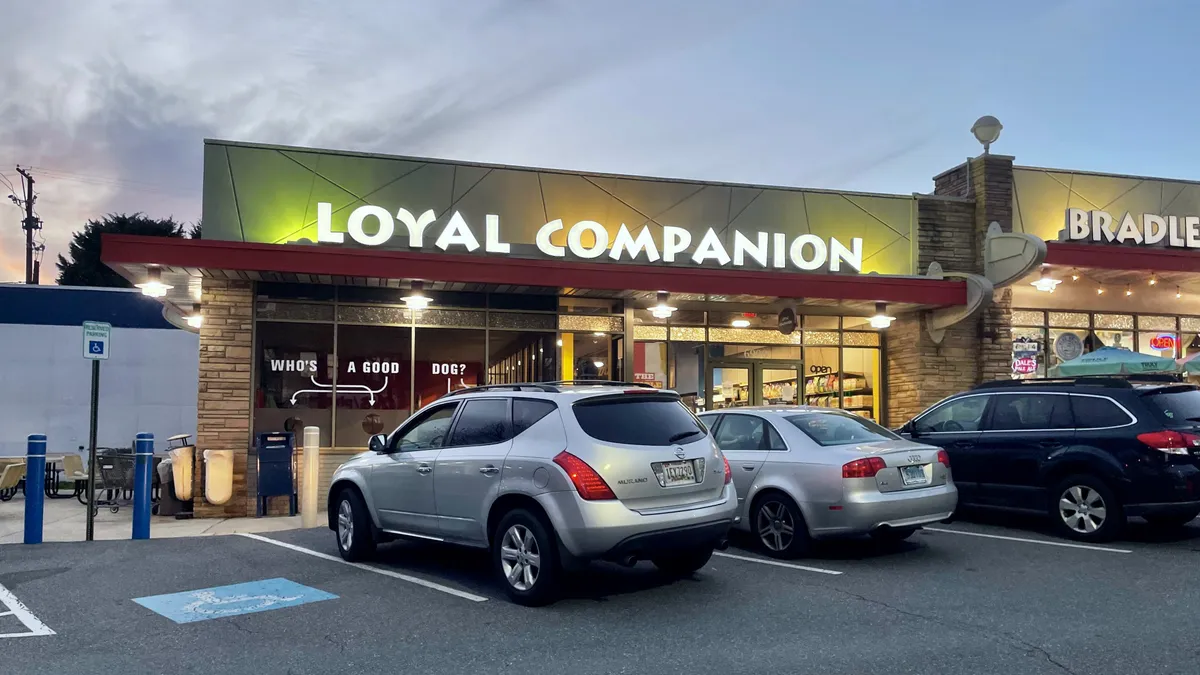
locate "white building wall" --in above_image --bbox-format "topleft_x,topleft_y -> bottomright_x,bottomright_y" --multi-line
0,324 -> 199,457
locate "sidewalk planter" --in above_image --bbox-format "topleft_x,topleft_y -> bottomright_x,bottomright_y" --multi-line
203,449 -> 234,505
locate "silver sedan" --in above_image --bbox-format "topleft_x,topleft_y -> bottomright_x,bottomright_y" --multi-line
698,406 -> 957,558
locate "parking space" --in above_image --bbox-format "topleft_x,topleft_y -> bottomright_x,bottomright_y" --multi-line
5,515 -> 1200,674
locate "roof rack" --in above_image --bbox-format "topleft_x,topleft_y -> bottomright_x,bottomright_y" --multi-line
438,383 -> 560,399
973,374 -> 1182,390
546,380 -> 655,388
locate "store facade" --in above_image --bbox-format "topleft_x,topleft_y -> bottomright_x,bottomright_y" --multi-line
935,162 -> 1200,380
103,140 -> 1035,517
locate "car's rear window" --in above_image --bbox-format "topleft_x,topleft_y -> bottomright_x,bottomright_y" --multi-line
1143,387 -> 1200,424
786,411 -> 899,447
572,395 -> 705,446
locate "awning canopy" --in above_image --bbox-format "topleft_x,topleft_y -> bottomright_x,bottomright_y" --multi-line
100,234 -> 969,318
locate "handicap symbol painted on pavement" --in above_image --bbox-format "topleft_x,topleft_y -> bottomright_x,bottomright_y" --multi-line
133,578 -> 337,624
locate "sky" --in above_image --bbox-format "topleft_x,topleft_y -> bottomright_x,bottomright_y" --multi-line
2,0 -> 1199,284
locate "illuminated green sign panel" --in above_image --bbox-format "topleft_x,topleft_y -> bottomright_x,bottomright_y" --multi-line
202,140 -> 918,275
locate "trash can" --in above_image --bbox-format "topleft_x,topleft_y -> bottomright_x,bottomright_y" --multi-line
155,459 -> 184,517
165,434 -> 194,502
203,449 -> 234,505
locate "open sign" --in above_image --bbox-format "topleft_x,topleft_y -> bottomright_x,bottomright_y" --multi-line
1150,334 -> 1176,351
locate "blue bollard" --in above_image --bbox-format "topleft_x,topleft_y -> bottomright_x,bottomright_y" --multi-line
132,432 -> 154,540
24,434 -> 46,545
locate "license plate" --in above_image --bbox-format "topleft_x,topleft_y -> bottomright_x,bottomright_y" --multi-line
900,465 -> 928,486
658,460 -> 696,487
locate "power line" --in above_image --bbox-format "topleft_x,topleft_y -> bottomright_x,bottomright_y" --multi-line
14,166 -> 42,285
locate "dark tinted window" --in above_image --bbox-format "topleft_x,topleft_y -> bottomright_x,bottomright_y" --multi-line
1143,387 -> 1200,424
988,394 -> 1073,431
573,395 -> 704,446
1071,395 -> 1133,428
787,412 -> 899,447
713,414 -> 767,451
448,399 -> 511,446
513,399 -> 557,436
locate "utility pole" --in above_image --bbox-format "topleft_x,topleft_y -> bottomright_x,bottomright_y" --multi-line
15,166 -> 41,285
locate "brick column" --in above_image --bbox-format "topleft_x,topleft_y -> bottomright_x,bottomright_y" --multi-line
966,155 -> 1015,385
193,279 -> 254,518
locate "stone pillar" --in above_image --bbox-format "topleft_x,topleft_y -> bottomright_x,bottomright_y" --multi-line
193,279 -> 254,518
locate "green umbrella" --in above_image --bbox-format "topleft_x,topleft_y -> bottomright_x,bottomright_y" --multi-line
1179,352 -> 1200,375
1050,346 -> 1177,377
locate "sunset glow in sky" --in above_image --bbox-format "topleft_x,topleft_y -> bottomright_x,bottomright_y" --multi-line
4,0 -> 1200,283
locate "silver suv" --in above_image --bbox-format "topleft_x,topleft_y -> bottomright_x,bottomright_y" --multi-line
327,381 -> 738,605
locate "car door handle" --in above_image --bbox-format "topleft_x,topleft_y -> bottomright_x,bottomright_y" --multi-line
416,464 -> 433,474
742,465 -> 756,471
1038,441 -> 1064,450
478,466 -> 500,476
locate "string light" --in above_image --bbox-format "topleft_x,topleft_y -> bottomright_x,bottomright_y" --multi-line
1125,284 -> 1133,297
1096,286 -> 1105,295
1071,269 -> 1080,281
1149,275 -> 1158,286
1178,287 -> 1184,299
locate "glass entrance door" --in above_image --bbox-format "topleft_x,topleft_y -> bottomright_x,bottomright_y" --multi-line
758,364 -> 800,406
709,364 -> 751,410
708,362 -> 800,409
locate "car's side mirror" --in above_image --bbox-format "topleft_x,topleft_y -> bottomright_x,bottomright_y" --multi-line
899,421 -> 916,436
368,434 -> 388,453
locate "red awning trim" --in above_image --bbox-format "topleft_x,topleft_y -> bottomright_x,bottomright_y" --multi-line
1046,242 -> 1200,273
100,234 -> 967,306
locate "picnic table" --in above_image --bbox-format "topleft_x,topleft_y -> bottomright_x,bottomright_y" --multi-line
0,452 -> 164,502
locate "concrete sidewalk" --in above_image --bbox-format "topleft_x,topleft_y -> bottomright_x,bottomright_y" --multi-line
0,495 -> 303,544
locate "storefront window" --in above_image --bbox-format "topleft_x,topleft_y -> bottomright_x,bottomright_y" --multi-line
413,328 -> 486,409
803,347 -> 840,410
1011,327 -> 1046,379
670,342 -> 705,410
560,332 -> 617,381
488,332 -> 557,384
1138,331 -> 1178,359
633,341 -> 668,388
1048,328 -> 1087,372
334,324 -> 413,449
254,322 -> 334,446
841,348 -> 880,420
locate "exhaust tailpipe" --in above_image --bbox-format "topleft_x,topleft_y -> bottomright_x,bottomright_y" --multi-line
715,538 -> 729,551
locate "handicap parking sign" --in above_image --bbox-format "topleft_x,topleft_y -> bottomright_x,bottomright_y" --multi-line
81,321 -> 110,360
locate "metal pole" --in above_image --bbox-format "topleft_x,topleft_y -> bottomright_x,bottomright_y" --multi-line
132,432 -> 154,540
301,427 -> 320,528
24,434 -> 46,544
86,359 -> 99,541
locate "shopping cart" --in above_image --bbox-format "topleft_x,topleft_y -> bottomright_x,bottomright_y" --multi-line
88,447 -> 137,516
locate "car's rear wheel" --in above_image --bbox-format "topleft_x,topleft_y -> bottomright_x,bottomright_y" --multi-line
651,547 -> 714,576
493,509 -> 561,607
1050,474 -> 1123,542
752,492 -> 812,559
1144,510 -> 1200,528
335,488 -> 376,562
870,527 -> 918,543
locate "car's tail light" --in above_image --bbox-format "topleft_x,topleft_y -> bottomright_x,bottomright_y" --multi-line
842,456 -> 887,479
1137,430 -> 1200,456
723,455 -> 732,484
553,451 -> 617,500
936,449 -> 950,467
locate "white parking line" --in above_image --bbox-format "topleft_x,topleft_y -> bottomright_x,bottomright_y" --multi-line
0,583 -> 55,638
923,527 -> 1133,554
238,533 -> 489,602
713,551 -> 844,575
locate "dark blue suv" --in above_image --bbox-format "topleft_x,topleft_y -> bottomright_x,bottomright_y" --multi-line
899,377 -> 1200,542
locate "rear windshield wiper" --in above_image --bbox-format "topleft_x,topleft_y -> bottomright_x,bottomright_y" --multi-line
667,430 -> 703,444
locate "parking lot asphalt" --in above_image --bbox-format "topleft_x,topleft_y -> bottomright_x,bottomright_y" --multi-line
4,513 -> 1200,675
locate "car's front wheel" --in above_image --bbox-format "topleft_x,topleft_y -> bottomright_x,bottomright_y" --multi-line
651,547 -> 714,576
335,488 -> 376,562
1050,474 -> 1123,542
493,509 -> 561,607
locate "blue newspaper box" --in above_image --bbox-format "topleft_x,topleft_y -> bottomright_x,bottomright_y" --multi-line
255,432 -> 296,517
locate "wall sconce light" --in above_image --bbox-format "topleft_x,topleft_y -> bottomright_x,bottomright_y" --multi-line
186,303 -> 203,329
